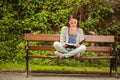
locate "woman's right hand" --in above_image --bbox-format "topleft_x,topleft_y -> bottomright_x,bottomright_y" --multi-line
63,43 -> 68,48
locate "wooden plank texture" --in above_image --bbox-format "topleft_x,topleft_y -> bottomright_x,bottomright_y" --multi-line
24,34 -> 60,41
24,34 -> 114,42
85,35 -> 114,42
27,46 -> 112,52
25,55 -> 115,60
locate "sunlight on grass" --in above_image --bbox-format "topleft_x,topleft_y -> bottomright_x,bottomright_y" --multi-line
1,62 -> 120,72
29,65 -> 110,72
0,62 -> 25,70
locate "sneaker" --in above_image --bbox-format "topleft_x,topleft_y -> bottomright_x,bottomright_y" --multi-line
55,51 -> 63,58
74,53 -> 82,59
59,54 -> 65,59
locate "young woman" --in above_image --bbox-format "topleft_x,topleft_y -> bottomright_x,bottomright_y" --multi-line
53,14 -> 86,58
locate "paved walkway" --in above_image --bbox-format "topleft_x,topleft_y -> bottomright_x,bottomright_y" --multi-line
0,71 -> 119,80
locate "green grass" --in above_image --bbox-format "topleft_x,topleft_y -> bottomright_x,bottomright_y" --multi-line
1,62 -> 120,72
0,62 -> 25,70
30,65 -> 110,72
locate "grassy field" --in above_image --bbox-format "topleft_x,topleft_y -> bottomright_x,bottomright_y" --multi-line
0,62 -> 120,72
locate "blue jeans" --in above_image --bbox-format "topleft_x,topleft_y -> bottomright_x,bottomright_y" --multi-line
53,41 -> 86,58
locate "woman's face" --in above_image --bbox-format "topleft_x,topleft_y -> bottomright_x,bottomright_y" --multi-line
69,18 -> 78,27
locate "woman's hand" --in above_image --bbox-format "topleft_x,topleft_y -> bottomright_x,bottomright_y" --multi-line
73,43 -> 80,48
63,43 -> 68,48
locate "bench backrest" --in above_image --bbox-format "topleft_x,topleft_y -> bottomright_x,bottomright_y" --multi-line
24,34 -> 114,42
24,33 -> 115,52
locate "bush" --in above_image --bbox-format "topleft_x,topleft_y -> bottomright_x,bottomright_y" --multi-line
0,0 -> 120,67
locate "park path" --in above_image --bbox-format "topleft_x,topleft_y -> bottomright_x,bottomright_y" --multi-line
0,71 -> 119,80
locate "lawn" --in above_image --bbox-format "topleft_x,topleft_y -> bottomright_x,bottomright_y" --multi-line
1,62 -> 120,72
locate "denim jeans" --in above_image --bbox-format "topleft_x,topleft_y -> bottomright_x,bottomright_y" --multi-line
53,41 -> 86,58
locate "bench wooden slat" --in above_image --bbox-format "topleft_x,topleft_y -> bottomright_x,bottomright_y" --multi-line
27,46 -> 112,52
85,35 -> 114,42
86,46 -> 112,52
24,34 -> 60,41
24,34 -> 114,43
26,55 -> 115,60
28,46 -> 55,51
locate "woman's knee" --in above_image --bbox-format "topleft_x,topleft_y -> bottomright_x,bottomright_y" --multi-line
78,45 -> 86,52
53,41 -> 60,47
81,45 -> 86,51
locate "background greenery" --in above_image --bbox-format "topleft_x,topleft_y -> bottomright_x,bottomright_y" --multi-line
0,0 -> 120,68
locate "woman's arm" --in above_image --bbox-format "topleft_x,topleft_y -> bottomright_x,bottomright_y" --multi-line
60,27 -> 68,48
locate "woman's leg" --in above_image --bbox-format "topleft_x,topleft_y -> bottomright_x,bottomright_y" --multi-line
53,41 -> 68,53
64,44 -> 86,58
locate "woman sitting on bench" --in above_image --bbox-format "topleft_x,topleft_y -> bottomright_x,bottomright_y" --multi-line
53,14 -> 86,58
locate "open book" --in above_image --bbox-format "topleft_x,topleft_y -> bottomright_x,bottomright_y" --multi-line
66,43 -> 74,46
66,39 -> 86,46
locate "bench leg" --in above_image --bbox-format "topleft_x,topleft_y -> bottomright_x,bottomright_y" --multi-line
26,48 -> 29,77
114,59 -> 118,79
25,42 -> 29,77
110,58 -> 118,78
26,56 -> 29,77
110,59 -> 113,76
115,61 -> 118,77
113,48 -> 118,78
114,50 -> 118,78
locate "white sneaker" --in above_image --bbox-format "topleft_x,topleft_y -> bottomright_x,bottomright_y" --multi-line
55,51 -> 62,56
74,53 -> 82,59
55,51 -> 64,58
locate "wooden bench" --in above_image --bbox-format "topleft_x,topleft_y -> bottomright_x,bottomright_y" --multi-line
24,33 -> 119,78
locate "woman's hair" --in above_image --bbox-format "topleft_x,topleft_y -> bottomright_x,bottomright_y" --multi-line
67,14 -> 79,27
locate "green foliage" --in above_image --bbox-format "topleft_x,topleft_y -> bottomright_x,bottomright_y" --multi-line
0,0 -> 74,63
0,0 -> 120,66
78,0 -> 116,32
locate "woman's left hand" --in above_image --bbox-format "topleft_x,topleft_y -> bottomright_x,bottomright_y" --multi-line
73,43 -> 80,48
